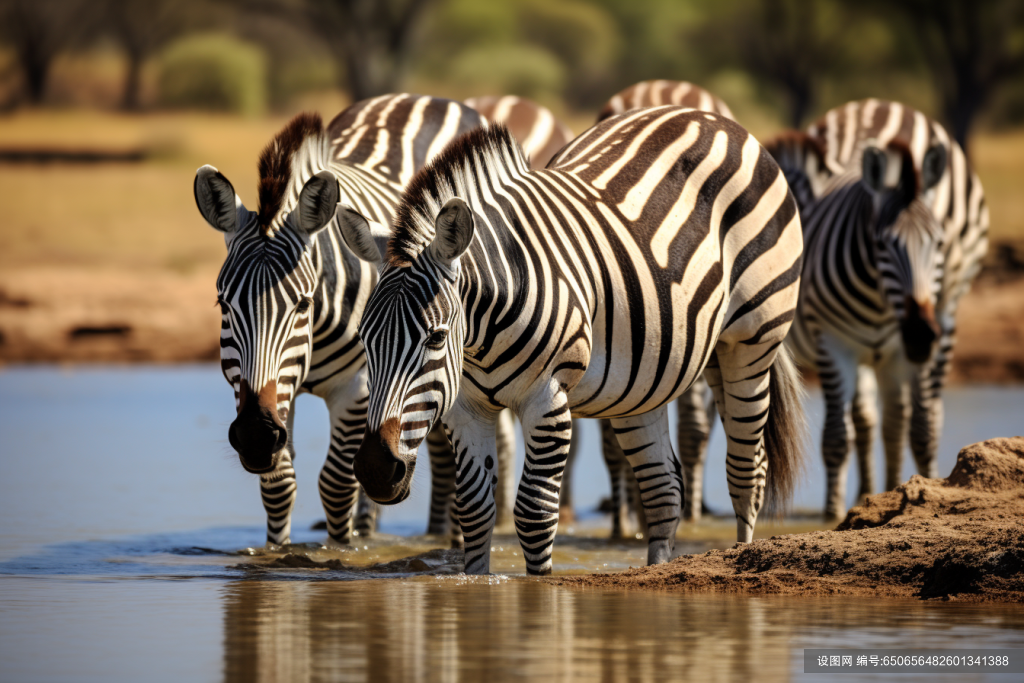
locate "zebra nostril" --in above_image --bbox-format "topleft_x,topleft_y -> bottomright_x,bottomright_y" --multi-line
273,427 -> 288,453
391,459 -> 407,485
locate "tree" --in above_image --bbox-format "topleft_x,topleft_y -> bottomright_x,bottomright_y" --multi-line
106,0 -> 197,111
716,0 -> 849,128
0,0 -> 92,104
243,0 -> 437,101
881,0 -> 1024,155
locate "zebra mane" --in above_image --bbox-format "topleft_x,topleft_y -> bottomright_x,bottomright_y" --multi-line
256,112 -> 331,237
389,124 -> 529,266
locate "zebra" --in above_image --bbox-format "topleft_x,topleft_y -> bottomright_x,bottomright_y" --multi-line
779,99 -> 988,519
337,107 -> 805,574
465,95 -> 574,169
593,81 -> 739,530
597,80 -> 735,123
192,94 -> 504,546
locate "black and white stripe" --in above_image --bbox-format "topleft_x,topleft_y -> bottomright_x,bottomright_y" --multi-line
782,99 -> 988,518
341,108 -> 805,574
597,80 -> 735,123
194,95 -> 493,546
465,95 -> 575,170
594,81 -> 739,526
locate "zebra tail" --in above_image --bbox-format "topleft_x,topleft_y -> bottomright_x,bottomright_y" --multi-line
764,343 -> 808,515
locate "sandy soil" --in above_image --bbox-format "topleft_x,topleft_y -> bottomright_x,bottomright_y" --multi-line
554,437 -> 1024,602
2,262 -> 1023,383
0,265 -> 221,364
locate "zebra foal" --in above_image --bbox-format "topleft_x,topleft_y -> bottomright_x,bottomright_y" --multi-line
192,95 -> 495,546
339,107 -> 805,574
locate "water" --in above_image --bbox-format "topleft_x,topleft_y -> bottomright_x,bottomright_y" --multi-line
1,365 -> 1022,682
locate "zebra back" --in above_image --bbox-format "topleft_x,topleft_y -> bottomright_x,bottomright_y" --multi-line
464,95 -> 574,169
329,94 -> 484,190
596,80 -> 735,123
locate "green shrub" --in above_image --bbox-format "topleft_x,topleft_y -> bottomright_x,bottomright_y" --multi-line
449,44 -> 566,103
270,57 -> 337,109
158,34 -> 267,117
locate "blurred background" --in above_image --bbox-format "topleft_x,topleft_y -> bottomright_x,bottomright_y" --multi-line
0,0 -> 1022,374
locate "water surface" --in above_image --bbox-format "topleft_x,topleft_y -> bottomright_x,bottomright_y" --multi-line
1,366 -> 1022,682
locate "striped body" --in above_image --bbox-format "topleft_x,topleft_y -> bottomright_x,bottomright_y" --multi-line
597,80 -> 735,123
785,99 -> 988,517
594,81 -> 739,526
344,108 -> 805,575
465,96 -> 574,170
195,95 -> 486,545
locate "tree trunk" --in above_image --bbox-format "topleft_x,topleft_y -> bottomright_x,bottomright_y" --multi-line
19,45 -> 50,105
787,81 -> 811,129
121,48 -> 144,111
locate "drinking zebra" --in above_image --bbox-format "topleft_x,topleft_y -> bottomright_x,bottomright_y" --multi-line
338,107 -> 805,574
192,94 -> 508,546
780,99 -> 988,519
597,80 -> 735,123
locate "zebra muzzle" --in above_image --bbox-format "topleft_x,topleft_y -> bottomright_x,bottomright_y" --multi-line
354,420 -> 414,504
900,297 -> 940,364
229,380 -> 288,474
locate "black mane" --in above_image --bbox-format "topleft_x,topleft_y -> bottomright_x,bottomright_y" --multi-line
388,124 -> 525,265
257,112 -> 323,235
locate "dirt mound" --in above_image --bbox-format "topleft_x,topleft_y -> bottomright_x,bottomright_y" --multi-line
555,438 -> 1024,602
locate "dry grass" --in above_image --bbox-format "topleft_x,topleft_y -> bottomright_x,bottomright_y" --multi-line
0,109 -> 1022,272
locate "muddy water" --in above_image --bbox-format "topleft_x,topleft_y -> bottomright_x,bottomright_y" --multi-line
2,366 -> 1024,682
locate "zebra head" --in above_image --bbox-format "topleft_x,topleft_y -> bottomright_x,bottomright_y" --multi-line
861,140 -> 947,363
194,114 -> 339,475
337,197 -> 474,504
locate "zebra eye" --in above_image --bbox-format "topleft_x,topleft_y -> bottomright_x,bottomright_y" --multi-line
216,298 -> 230,315
296,298 -> 313,315
425,328 -> 448,349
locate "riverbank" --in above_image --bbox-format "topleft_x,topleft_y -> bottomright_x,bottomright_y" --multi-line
554,437 -> 1024,602
2,261 -> 1024,384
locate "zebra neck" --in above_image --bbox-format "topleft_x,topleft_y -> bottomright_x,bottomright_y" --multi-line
806,179 -> 888,315
458,189 -> 533,361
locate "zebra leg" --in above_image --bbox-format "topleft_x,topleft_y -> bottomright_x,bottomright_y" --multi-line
910,333 -> 951,479
557,419 -> 580,524
443,401 -> 501,575
877,353 -> 912,491
354,491 -> 379,538
600,418 -> 630,539
318,371 -> 371,546
608,405 -> 682,565
514,385 -> 573,575
851,365 -> 878,504
261,401 -> 298,546
426,422 -> 456,537
677,377 -> 713,522
494,409 -> 518,531
704,353 -> 763,543
815,343 -> 859,521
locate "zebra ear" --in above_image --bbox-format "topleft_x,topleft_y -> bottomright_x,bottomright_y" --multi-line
195,165 -> 240,233
296,170 -> 340,235
922,144 -> 947,190
429,197 -> 475,267
337,204 -> 388,264
862,147 -> 887,193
